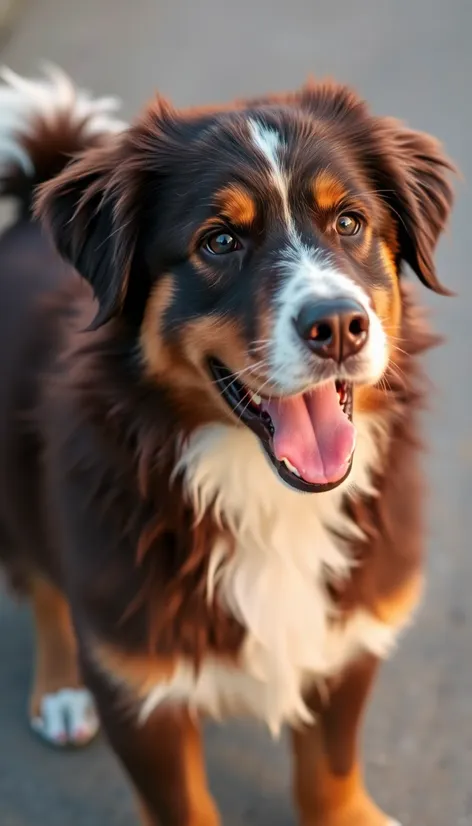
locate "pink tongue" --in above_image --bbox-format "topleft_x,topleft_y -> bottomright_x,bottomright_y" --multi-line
261,382 -> 356,486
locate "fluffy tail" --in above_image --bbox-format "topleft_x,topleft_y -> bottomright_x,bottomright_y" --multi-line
0,63 -> 127,219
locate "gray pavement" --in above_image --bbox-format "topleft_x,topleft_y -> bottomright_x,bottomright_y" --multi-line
0,1 -> 471,824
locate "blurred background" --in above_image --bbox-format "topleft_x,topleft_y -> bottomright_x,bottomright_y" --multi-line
0,1 -> 470,824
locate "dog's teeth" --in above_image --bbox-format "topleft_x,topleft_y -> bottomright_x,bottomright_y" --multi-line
251,393 -> 262,406
280,456 -> 301,477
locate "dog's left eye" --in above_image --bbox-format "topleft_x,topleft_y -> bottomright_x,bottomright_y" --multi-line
203,231 -> 241,255
335,213 -> 362,236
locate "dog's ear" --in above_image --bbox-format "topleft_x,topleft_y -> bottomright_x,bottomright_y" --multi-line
370,119 -> 456,295
36,135 -> 140,328
297,81 -> 456,295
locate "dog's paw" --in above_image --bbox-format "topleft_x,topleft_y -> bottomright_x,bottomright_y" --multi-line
30,687 -> 99,747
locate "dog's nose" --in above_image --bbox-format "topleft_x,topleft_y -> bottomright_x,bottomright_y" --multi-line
293,298 -> 369,362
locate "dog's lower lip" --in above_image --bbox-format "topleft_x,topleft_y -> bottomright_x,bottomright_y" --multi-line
208,358 -> 354,493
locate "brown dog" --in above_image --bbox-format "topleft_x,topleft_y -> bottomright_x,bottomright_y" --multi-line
0,66 -> 454,825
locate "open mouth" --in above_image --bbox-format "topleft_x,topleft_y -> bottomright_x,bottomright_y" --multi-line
209,359 -> 356,493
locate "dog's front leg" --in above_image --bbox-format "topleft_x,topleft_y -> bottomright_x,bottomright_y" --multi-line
290,653 -> 400,826
81,658 -> 220,826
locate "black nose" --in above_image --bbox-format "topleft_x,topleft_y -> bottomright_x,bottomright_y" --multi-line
293,298 -> 369,362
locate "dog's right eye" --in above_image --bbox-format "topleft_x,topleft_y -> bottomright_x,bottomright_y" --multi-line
203,231 -> 241,255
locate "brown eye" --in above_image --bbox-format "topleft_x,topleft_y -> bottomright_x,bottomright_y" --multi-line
204,231 -> 240,255
335,213 -> 362,236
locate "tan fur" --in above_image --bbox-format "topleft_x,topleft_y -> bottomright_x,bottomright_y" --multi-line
293,753 -> 391,826
373,571 -> 424,626
141,279 -> 248,389
181,715 -> 221,826
140,273 -> 176,378
313,171 -> 348,211
94,642 -> 176,698
291,655 -> 393,826
141,288 -> 267,427
29,577 -> 81,717
376,242 -> 402,340
215,184 -> 257,227
355,240 -> 402,415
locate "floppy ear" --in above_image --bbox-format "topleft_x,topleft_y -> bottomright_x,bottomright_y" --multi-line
35,136 -> 140,328
296,80 -> 456,295
370,119 -> 456,295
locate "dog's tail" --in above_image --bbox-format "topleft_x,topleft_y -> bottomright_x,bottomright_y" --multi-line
0,63 -> 126,220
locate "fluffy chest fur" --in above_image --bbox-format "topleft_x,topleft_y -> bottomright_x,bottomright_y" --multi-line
140,411 -> 405,734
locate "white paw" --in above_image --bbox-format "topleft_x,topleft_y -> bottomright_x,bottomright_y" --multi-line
387,820 -> 402,826
31,687 -> 99,747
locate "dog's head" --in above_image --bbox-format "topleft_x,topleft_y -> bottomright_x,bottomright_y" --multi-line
37,81 -> 454,494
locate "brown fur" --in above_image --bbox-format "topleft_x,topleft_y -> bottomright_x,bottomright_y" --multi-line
292,655 -> 387,826
0,73 -> 455,825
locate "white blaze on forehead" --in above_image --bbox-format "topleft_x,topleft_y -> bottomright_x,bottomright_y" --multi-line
248,118 -> 294,233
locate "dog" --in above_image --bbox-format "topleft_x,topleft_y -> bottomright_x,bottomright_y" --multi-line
0,65 -> 454,826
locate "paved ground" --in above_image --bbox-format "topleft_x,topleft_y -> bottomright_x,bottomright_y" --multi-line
0,1 -> 471,824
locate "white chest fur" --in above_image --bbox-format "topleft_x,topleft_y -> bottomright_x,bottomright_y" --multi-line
140,415 -> 405,734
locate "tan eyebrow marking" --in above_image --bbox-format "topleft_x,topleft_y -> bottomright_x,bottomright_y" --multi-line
215,184 -> 257,227
313,171 -> 348,211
